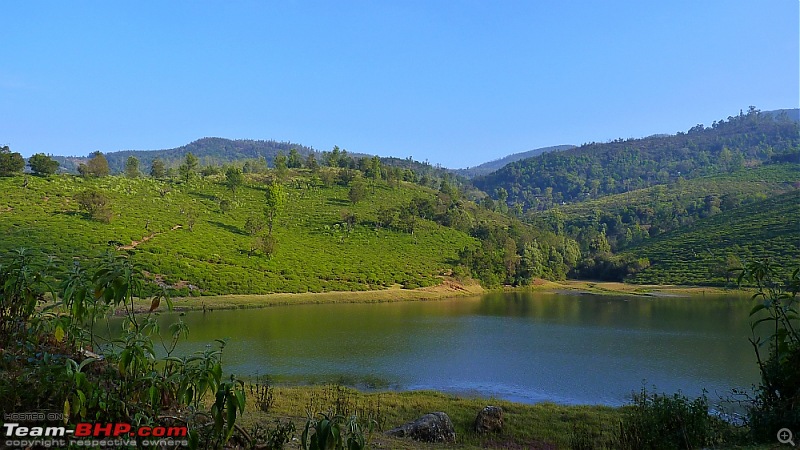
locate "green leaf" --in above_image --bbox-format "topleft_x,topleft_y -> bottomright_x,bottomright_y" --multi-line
212,363 -> 222,383
149,385 -> 158,407
225,396 -> 237,441
235,389 -> 246,413
751,316 -> 776,331
77,357 -> 96,372
54,324 -> 65,342
749,303 -> 767,316
118,349 -> 132,375
188,430 -> 199,450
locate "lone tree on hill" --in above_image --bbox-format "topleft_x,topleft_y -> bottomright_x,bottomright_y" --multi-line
78,151 -> 110,177
348,179 -> 367,204
28,153 -> 59,176
306,153 -> 319,172
178,152 -> 199,182
244,214 -> 266,236
225,166 -> 244,193
0,146 -> 26,176
124,156 -> 140,178
150,158 -> 166,179
287,148 -> 303,169
273,152 -> 288,180
264,181 -> 286,236
251,233 -> 278,258
369,156 -> 381,193
74,189 -> 112,223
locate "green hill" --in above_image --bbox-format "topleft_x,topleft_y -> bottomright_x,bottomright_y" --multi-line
51,137 -> 464,194
0,171 -> 485,295
53,137 -> 318,174
473,108 -> 799,210
529,164 -> 800,252
623,190 -> 800,285
453,145 -> 575,178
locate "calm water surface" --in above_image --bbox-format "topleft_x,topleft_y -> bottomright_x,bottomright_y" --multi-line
141,292 -> 758,406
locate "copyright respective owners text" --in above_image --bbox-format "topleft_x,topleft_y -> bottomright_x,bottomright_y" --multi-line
3,413 -> 189,448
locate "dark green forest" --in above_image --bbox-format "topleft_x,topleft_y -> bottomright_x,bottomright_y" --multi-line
474,107 -> 799,210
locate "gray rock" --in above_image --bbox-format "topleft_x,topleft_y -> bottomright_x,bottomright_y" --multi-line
386,412 -> 456,443
474,406 -> 503,433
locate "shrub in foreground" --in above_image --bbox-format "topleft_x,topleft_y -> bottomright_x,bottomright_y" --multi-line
617,387 -> 726,450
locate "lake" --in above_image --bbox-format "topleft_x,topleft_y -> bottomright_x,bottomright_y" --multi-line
138,291 -> 759,406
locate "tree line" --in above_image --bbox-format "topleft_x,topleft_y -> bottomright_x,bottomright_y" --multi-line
474,107 -> 800,211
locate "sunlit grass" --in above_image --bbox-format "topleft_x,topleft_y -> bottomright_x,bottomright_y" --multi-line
0,172 -> 479,295
239,384 -> 624,449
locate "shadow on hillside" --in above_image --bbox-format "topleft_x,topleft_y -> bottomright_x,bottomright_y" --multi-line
327,198 -> 350,206
207,220 -> 247,235
188,191 -> 219,202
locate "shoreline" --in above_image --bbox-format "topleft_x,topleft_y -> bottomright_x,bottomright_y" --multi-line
130,277 -> 486,314
129,277 -> 750,315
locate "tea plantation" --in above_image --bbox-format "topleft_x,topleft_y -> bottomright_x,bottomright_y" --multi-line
626,189 -> 800,285
0,172 -> 479,295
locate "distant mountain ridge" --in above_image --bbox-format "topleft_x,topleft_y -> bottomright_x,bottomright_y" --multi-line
52,137 -> 454,179
763,108 -> 800,122
473,107 -> 800,210
49,108 -> 798,180
53,138 -> 319,173
454,145 -> 575,178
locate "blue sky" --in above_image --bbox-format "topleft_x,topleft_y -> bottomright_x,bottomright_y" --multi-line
2,1 -> 797,168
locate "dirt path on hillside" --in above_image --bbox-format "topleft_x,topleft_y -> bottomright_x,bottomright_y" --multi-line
117,224 -> 182,250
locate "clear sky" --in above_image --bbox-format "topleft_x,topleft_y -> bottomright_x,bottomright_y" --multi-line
2,1 -> 798,168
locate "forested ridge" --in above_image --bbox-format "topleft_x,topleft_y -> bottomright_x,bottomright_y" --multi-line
453,144 -> 575,178
53,137 -> 460,185
474,107 -> 799,211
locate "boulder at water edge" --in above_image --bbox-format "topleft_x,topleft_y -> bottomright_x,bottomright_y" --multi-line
386,412 -> 456,443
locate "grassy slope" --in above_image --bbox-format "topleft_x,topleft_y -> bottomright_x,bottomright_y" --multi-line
625,190 -> 800,285
0,172 -> 478,295
550,164 -> 799,222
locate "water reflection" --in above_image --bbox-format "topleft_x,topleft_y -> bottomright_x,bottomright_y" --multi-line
111,292 -> 759,406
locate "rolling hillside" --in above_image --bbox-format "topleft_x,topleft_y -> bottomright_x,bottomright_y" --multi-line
624,190 -> 800,285
0,171 -> 482,295
473,108 -> 799,210
529,164 -> 800,252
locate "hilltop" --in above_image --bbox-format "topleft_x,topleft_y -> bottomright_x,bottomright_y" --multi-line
453,144 -> 575,178
53,137 -> 318,173
51,137 -> 463,189
474,107 -> 799,210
